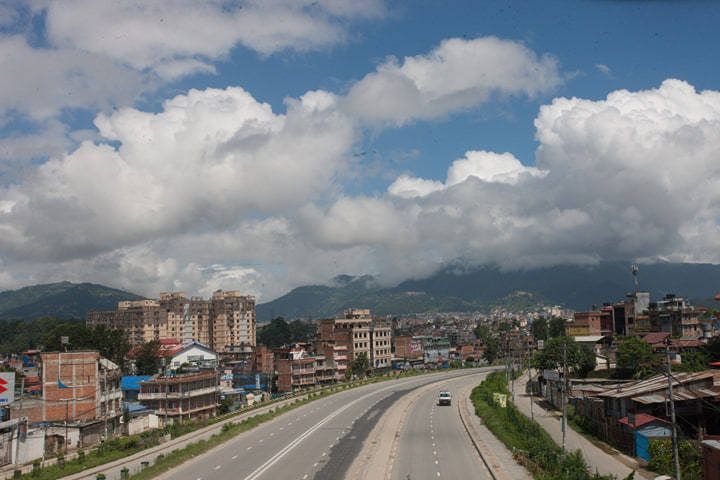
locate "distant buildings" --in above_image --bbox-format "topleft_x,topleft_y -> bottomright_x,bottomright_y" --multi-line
86,290 -> 256,352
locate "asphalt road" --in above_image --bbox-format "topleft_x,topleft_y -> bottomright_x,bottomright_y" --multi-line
388,374 -> 494,480
149,369 -> 495,480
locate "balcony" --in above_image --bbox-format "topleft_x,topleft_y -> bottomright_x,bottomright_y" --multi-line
138,386 -> 218,401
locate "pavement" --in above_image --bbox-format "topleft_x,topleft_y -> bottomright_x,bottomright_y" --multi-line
459,383 -> 533,480
510,373 -> 657,480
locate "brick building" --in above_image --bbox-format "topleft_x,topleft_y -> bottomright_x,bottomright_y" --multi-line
10,351 -> 122,448
275,347 -> 316,393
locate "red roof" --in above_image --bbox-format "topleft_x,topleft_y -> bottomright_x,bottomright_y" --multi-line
642,332 -> 670,344
24,376 -> 40,383
619,413 -> 670,428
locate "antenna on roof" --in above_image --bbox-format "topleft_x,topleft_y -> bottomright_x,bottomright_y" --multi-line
631,264 -> 639,293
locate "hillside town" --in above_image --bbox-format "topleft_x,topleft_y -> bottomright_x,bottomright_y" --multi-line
1,285 -> 720,479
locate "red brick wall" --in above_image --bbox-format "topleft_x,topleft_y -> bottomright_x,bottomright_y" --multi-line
42,351 -> 100,422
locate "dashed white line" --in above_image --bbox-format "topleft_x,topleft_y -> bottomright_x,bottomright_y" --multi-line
214,465 -> 222,470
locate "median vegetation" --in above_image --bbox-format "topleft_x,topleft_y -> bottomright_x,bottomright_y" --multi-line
470,371 -> 633,480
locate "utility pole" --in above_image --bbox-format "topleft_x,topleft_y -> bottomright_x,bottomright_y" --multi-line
528,343 -> 534,422
103,370 -> 108,443
562,338 -> 567,454
14,377 -> 24,469
665,340 -> 681,480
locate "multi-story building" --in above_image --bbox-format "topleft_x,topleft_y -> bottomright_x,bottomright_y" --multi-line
649,294 -> 702,337
87,290 -> 256,352
570,308 -> 603,336
137,371 -> 219,423
9,351 -> 122,447
275,347 -> 316,393
317,309 -> 391,370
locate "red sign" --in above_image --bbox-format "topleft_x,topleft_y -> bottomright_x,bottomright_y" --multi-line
0,372 -> 14,403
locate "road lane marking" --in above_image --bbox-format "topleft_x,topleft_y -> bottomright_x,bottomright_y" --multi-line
242,393 -> 373,480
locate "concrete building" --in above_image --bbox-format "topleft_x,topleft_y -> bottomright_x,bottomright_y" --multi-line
137,371 -> 220,424
317,309 -> 391,370
87,290 -> 256,352
275,347 -> 316,393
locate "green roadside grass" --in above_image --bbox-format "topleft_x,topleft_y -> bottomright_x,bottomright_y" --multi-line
469,371 -> 633,480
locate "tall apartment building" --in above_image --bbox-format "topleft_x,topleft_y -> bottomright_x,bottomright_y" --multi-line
87,290 -> 256,352
317,308 -> 391,370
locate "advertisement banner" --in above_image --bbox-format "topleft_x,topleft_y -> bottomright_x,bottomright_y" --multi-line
408,342 -> 423,353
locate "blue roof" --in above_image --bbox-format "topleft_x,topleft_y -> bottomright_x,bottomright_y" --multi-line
122,376 -> 152,390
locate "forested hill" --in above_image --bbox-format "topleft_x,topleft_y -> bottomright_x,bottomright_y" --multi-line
0,282 -> 142,321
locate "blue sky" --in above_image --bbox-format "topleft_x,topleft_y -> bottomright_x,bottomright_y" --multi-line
1,0 -> 720,303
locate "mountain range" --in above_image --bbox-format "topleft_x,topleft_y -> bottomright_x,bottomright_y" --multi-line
256,261 -> 720,321
2,261 -> 720,322
0,281 -> 142,320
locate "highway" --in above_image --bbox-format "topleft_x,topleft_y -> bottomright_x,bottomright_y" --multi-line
152,368 -> 496,480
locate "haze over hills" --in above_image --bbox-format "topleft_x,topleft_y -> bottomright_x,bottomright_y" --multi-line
3,261 -> 720,322
255,261 -> 720,321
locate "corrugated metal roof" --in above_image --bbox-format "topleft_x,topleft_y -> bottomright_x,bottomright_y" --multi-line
598,371 -> 716,399
632,388 -> 718,404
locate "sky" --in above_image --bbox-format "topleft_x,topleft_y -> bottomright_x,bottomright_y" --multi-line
1,0 -> 720,303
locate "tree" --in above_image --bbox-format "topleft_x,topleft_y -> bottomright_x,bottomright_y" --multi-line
133,340 -> 168,376
43,323 -> 131,371
474,324 -> 491,343
257,317 -> 291,348
483,338 -> 500,365
530,317 -> 548,342
531,337 -> 597,378
350,353 -> 370,376
616,336 -> 659,379
288,319 -> 315,343
548,317 -> 567,338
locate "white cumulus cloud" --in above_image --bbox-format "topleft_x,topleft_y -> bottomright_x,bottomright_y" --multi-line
343,36 -> 563,126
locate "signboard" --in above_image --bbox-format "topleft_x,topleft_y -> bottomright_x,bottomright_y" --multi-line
408,342 -> 423,353
537,340 -> 544,350
255,374 -> 261,390
0,372 -> 15,404
493,393 -> 507,408
543,369 -> 560,381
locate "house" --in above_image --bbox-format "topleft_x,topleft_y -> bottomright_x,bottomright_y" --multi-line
9,351 -> 123,449
702,435 -> 720,480
597,371 -> 720,436
127,339 -> 219,374
275,347 -> 316,393
121,376 -> 152,401
619,413 -> 672,462
137,370 -> 220,424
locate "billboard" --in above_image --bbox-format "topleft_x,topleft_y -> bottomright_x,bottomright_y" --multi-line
0,372 -> 15,404
408,342 -> 423,353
